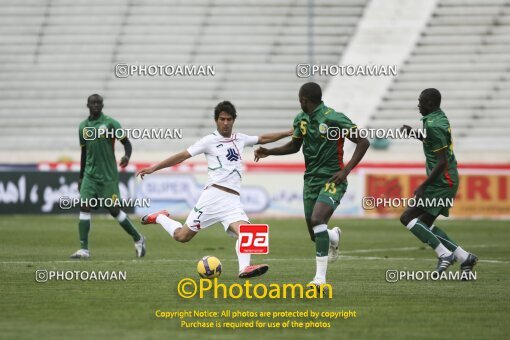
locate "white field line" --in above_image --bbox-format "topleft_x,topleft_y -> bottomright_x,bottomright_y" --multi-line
0,257 -> 507,265
0,244 -> 504,265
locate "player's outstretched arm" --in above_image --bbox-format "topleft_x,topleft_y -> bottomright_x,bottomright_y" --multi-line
136,150 -> 192,179
257,128 -> 293,145
254,138 -> 302,162
329,135 -> 370,184
400,125 -> 424,141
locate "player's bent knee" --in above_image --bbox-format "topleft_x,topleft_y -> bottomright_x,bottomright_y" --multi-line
173,229 -> 193,243
173,233 -> 188,243
109,208 -> 120,218
400,213 -> 411,226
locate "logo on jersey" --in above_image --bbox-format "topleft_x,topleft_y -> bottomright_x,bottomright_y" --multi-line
239,224 -> 269,254
319,123 -> 328,134
226,148 -> 240,161
216,144 -> 223,148
97,124 -> 108,138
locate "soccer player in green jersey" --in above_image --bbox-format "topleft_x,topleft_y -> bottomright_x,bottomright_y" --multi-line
70,94 -> 145,259
400,88 -> 477,274
255,82 -> 370,288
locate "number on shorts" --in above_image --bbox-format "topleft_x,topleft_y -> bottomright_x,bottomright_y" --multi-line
192,209 -> 203,229
324,182 -> 337,194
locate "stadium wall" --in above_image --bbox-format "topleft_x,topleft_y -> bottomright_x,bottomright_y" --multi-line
1,162 -> 509,219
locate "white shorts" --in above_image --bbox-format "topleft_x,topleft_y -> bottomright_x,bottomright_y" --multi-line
185,186 -> 249,233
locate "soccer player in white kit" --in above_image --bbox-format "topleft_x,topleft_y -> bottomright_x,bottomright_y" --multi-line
136,101 -> 291,278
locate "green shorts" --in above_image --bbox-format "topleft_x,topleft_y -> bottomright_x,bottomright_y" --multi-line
419,183 -> 458,217
80,176 -> 121,207
303,177 -> 348,219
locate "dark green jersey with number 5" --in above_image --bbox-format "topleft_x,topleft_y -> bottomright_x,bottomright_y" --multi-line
292,102 -> 357,179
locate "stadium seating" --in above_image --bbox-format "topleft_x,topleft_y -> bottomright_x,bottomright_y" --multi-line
0,0 -> 368,154
371,0 -> 510,151
3,0 -> 508,157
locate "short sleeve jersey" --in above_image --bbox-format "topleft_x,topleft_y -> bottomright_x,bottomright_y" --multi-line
292,102 -> 357,179
187,131 -> 259,193
79,112 -> 125,182
421,109 -> 458,187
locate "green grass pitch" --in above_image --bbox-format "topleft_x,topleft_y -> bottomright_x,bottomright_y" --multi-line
1,215 -> 509,340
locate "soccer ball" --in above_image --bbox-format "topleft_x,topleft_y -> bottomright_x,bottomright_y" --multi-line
197,256 -> 222,279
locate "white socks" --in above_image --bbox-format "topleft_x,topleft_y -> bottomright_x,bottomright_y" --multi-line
453,246 -> 469,263
407,218 -> 452,258
116,210 -> 127,222
79,211 -> 91,220
313,224 -> 329,283
314,256 -> 328,283
156,215 -> 182,237
236,239 -> 251,272
430,224 -> 470,262
434,244 -> 451,258
406,218 -> 417,230
312,224 -> 328,234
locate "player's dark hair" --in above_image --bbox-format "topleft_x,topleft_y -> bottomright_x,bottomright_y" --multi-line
87,93 -> 103,103
421,88 -> 441,107
214,101 -> 237,120
299,82 -> 322,104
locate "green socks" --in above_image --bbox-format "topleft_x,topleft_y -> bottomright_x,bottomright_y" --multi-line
78,211 -> 140,250
406,218 -> 441,249
78,212 -> 91,249
117,211 -> 141,242
313,224 -> 330,282
313,225 -> 330,257
430,225 -> 459,251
